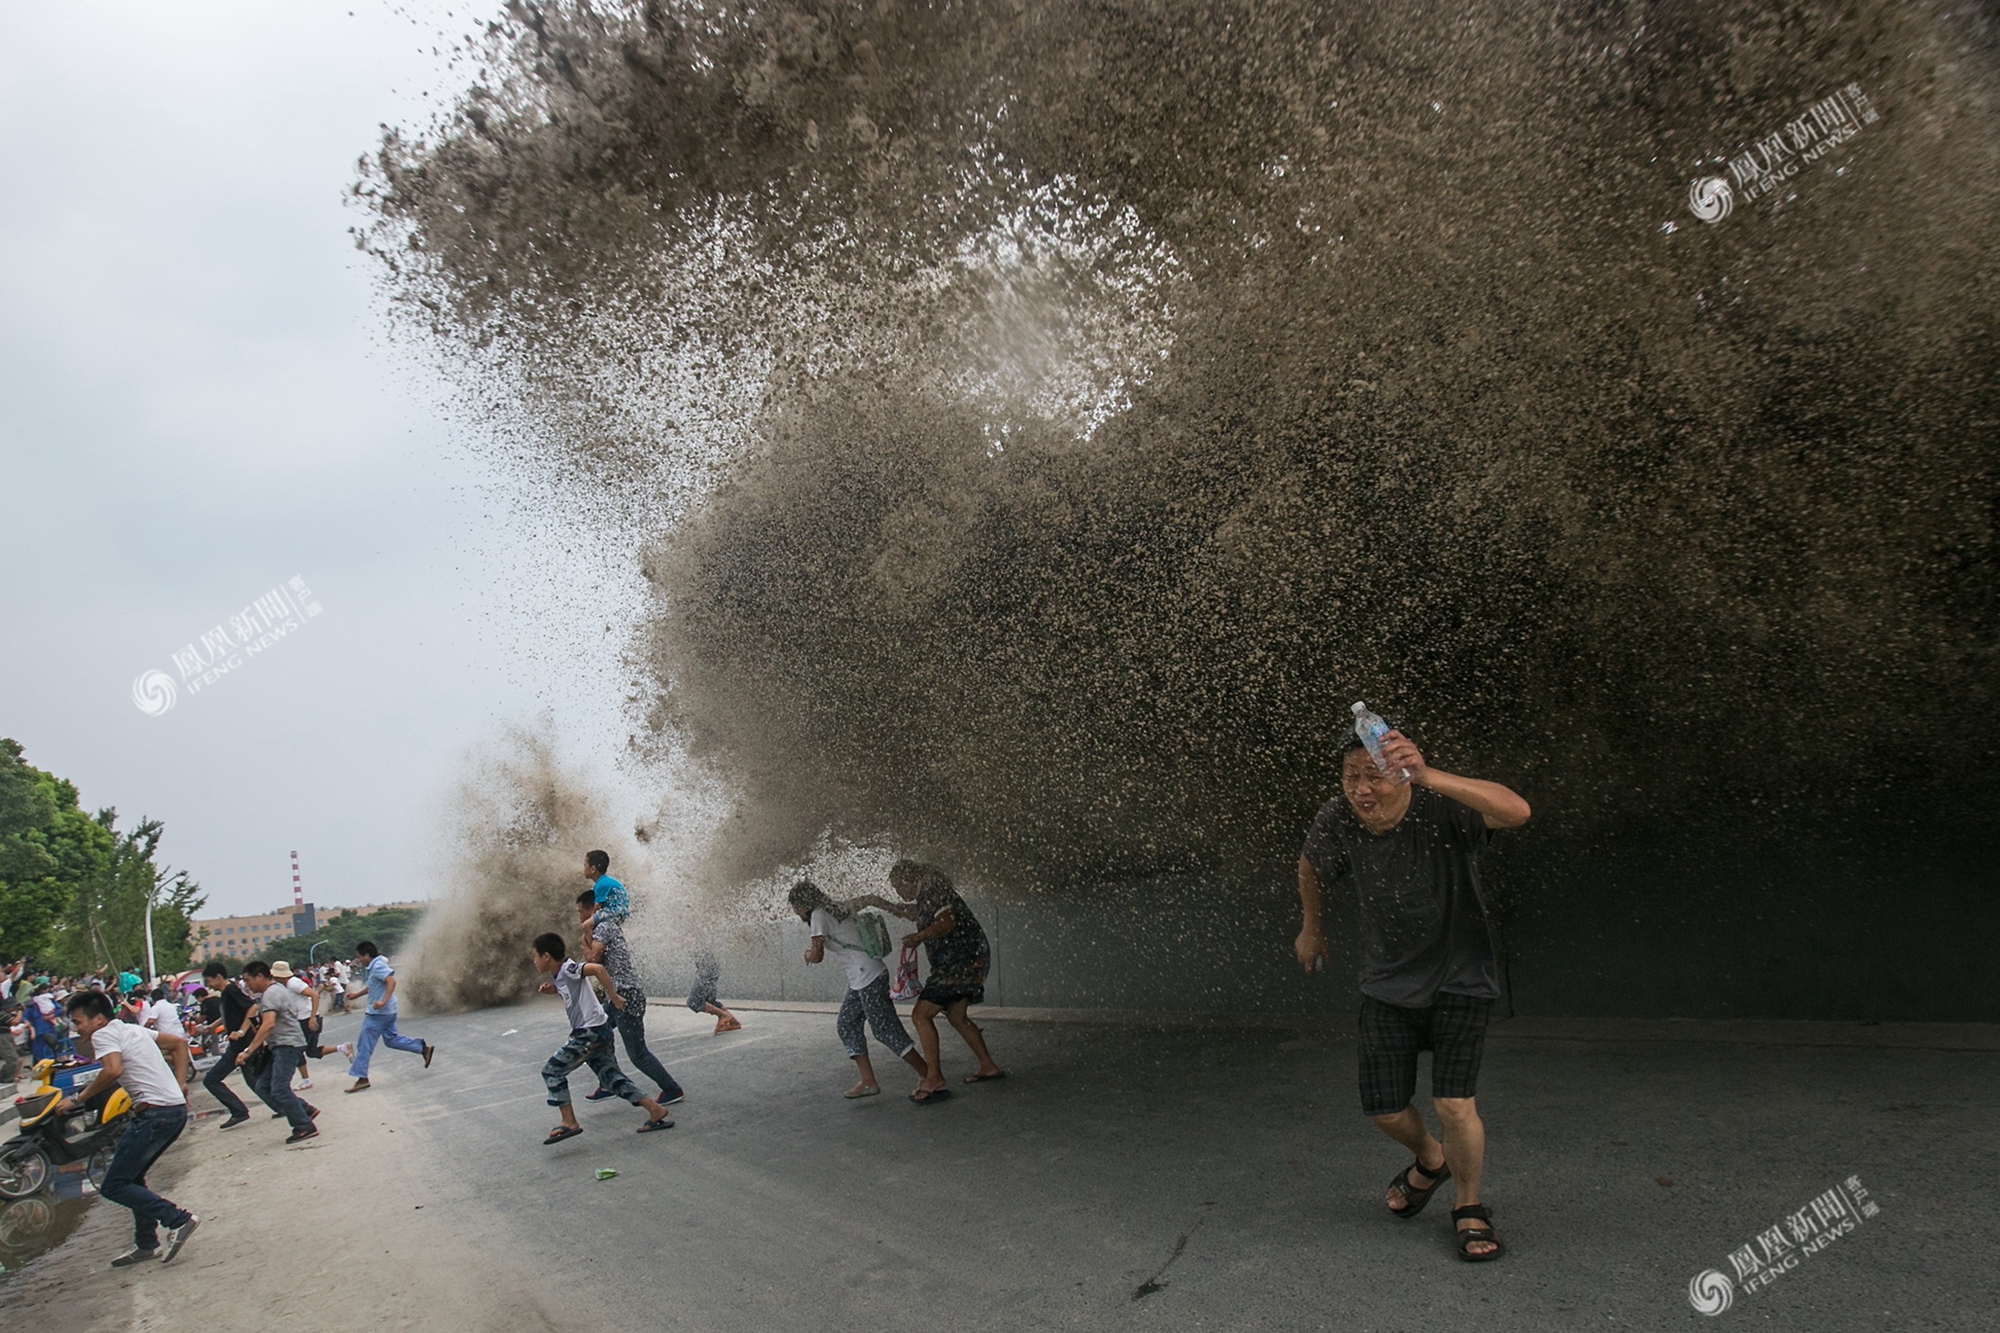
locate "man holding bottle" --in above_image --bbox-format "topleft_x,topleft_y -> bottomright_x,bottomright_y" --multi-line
1294,723 -> 1531,1263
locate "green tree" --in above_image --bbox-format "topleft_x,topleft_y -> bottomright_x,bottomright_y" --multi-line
47,815 -> 204,978
0,738 -> 109,958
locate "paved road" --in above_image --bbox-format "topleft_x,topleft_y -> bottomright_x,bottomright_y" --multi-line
314,1002 -> 1980,1331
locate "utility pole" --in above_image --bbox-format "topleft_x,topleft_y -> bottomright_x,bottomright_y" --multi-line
145,864 -> 183,983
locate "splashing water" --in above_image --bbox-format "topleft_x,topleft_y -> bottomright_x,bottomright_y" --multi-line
364,2 -> 1998,1014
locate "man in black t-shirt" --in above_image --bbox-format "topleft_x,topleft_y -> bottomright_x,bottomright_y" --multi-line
198,961 -> 255,1128
1295,726 -> 1531,1263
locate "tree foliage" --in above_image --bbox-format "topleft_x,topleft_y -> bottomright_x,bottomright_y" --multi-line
0,737 -> 204,974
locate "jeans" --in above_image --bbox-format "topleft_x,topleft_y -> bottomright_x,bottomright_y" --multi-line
543,1026 -> 642,1108
837,974 -> 915,1059
348,1010 -> 425,1079
249,1046 -> 314,1132
201,1038 -> 250,1119
603,990 -> 684,1100
100,1104 -> 193,1249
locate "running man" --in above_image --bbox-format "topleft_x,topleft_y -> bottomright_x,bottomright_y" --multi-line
342,940 -> 434,1093
575,891 -> 685,1106
1294,723 -> 1531,1263
235,962 -> 318,1142
60,990 -> 200,1266
200,961 -> 256,1129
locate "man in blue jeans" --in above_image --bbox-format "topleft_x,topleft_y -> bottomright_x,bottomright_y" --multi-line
233,961 -> 319,1143
61,990 -> 200,1266
341,940 -> 433,1093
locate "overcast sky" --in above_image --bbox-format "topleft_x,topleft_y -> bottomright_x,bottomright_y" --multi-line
0,1 -> 643,920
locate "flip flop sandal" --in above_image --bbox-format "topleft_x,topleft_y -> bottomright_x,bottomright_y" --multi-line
1452,1204 -> 1504,1262
636,1117 -> 674,1132
844,1086 -> 883,1099
909,1087 -> 954,1105
963,1071 -> 1008,1083
1387,1158 -> 1451,1219
543,1126 -> 584,1146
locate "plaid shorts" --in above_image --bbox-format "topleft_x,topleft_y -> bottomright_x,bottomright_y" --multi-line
1357,992 -> 1494,1117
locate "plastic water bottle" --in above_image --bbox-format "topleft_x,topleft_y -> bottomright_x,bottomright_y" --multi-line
1351,701 -> 1410,784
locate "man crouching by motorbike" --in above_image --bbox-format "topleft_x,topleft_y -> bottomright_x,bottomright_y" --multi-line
61,990 -> 201,1266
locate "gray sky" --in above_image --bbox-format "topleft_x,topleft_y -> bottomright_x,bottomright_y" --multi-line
0,2 -> 640,919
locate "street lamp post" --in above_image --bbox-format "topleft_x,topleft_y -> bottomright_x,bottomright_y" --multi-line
309,941 -> 329,965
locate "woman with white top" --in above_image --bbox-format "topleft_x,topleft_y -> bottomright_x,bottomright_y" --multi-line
789,880 -> 927,1100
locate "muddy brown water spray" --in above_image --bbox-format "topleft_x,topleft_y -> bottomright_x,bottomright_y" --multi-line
366,2 -> 1998,1016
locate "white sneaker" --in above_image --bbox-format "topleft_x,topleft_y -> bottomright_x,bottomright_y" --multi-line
336,1043 -> 355,1058
160,1215 -> 199,1264
296,1077 -> 313,1090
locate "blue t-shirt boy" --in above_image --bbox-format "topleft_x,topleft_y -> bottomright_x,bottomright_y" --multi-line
592,873 -> 630,922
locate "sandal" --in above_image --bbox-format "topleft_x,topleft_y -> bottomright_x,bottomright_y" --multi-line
542,1126 -> 583,1146
1452,1204 -> 1504,1262
1387,1157 -> 1450,1219
636,1117 -> 674,1132
908,1087 -> 953,1105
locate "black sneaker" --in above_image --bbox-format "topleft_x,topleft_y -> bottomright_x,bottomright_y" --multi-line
218,1114 -> 250,1130
285,1127 -> 320,1144
111,1246 -> 159,1267
160,1216 -> 199,1264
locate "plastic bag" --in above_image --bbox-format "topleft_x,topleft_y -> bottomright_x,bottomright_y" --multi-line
889,944 -> 921,1002
855,911 -> 894,959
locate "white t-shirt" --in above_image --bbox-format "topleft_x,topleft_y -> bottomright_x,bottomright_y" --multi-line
141,998 -> 186,1038
551,959 -> 607,1031
810,909 -> 887,991
91,1019 -> 186,1109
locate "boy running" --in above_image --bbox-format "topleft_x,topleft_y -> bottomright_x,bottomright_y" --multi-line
530,932 -> 673,1145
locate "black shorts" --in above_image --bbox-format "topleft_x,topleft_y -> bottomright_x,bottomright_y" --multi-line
1357,992 -> 1493,1117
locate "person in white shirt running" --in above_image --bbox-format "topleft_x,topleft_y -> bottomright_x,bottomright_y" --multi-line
60,990 -> 200,1267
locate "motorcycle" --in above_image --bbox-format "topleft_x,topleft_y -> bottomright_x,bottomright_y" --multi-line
0,1058 -> 131,1200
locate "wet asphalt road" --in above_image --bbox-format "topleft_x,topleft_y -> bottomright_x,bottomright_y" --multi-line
307,1001 -> 1983,1332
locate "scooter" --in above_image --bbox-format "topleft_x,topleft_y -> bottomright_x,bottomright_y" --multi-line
0,1058 -> 131,1200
